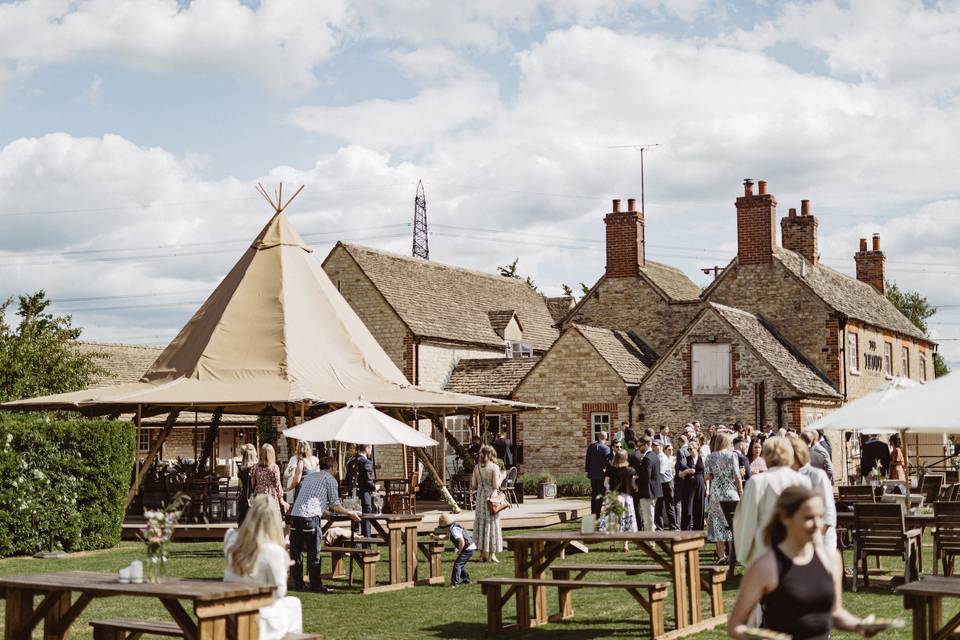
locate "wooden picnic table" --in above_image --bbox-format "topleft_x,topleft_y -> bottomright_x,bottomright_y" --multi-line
322,513 -> 423,593
836,511 -> 934,530
898,576 -> 960,640
0,570 -> 273,640
505,530 -> 710,635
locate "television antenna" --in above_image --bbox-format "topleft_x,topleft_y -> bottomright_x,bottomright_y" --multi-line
608,143 -> 660,214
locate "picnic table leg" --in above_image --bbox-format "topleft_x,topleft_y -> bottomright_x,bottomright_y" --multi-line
4,588 -> 34,640
404,524 -> 417,583
513,542 -> 531,629
927,597 -> 941,640
233,612 -> 258,640
44,590 -> 73,640
532,541 -> 549,626
686,547 -> 702,624
388,527 -> 403,584
552,568 -> 574,619
197,617 -> 227,640
671,549 -> 690,628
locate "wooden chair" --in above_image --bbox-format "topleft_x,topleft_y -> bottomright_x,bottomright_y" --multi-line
851,502 -> 922,591
839,485 -> 877,503
386,473 -> 418,514
450,476 -> 475,510
933,502 -> 960,575
951,484 -> 960,501
938,483 -> 956,502
502,467 -> 519,505
922,475 -> 945,506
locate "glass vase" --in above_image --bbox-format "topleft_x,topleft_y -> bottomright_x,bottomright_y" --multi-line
146,554 -> 168,583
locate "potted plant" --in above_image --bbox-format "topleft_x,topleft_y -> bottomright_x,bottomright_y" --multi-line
537,472 -> 557,499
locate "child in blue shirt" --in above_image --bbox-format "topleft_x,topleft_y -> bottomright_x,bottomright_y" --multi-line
438,513 -> 476,587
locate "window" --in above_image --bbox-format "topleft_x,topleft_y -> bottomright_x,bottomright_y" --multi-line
591,413 -> 611,441
444,415 -> 473,475
847,333 -> 860,373
884,342 -> 893,377
691,343 -> 731,395
505,340 -> 533,358
902,345 -> 910,378
138,429 -> 151,453
920,353 -> 927,383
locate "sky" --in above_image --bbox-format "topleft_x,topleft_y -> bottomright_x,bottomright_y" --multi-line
1,0 -> 960,367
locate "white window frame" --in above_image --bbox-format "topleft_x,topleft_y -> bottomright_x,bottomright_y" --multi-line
883,342 -> 893,378
505,340 -> 533,358
920,353 -> 927,383
902,345 -> 910,378
444,415 -> 473,475
691,343 -> 732,396
591,413 -> 611,441
848,333 -> 860,374
138,429 -> 151,453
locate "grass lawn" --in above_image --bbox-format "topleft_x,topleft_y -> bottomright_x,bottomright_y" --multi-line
0,523 -> 928,640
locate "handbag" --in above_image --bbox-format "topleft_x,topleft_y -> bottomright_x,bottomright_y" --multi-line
486,490 -> 510,515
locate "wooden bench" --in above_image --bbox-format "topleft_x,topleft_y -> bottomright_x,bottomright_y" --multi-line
479,576 -> 668,638
90,618 -> 322,639
320,546 -> 380,593
549,563 -> 727,617
416,538 -> 446,585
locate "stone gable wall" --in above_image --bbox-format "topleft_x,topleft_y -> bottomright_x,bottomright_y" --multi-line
565,277 -> 700,354
638,312 -> 797,435
418,341 -> 506,390
513,329 -> 632,476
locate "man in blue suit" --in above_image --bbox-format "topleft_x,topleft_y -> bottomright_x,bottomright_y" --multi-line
347,444 -> 376,539
585,431 -> 612,516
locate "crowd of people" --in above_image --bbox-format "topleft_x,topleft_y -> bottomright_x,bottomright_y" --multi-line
588,419 -> 889,639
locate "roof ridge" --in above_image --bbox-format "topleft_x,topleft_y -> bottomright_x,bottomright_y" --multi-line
341,242 -> 541,290
77,340 -> 164,350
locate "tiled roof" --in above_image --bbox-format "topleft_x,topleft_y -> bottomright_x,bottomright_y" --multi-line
710,303 -> 841,398
775,248 -> 927,341
76,341 -> 162,385
444,358 -> 540,398
572,324 -> 654,385
639,261 -> 702,301
543,295 -> 575,322
487,310 -> 518,337
335,243 -> 559,351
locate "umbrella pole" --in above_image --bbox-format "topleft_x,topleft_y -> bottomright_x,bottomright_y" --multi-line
902,429 -> 911,504
134,405 -> 142,477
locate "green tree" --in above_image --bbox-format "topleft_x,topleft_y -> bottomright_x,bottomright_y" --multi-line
497,258 -> 537,291
561,283 -> 573,297
885,280 -> 950,376
579,282 -> 591,296
0,291 -> 102,402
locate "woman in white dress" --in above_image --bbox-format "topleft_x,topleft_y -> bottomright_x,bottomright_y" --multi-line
471,445 -> 505,563
284,441 -> 319,503
224,495 -> 303,639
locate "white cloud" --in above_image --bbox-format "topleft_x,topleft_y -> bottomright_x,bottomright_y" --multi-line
82,75 -> 103,107
0,0 -> 351,93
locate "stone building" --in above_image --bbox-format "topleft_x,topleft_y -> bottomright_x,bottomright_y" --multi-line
559,198 -> 702,353
638,303 -> 842,431
511,324 -> 657,476
77,341 -> 257,461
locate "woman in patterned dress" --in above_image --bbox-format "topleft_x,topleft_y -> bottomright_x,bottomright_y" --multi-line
250,443 -> 289,516
471,445 -> 505,563
705,432 -> 742,564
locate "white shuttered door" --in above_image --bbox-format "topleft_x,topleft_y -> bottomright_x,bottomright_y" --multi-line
692,343 -> 731,395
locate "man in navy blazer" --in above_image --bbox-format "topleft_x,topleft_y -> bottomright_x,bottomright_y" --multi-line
347,444 -> 376,538
585,431 -> 612,516
633,436 -> 662,531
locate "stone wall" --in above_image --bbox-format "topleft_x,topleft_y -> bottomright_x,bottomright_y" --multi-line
513,329 -> 633,476
638,311 -> 800,435
322,245 -> 411,377
565,277 -> 700,354
417,341 -> 505,390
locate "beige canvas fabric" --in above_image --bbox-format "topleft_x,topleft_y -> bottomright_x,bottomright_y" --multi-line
3,212 -> 537,415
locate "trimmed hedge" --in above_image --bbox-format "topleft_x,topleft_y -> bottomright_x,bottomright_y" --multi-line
0,413 -> 135,557
518,471 -> 592,497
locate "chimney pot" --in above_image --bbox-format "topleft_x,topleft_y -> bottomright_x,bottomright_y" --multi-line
801,199 -> 810,216
627,198 -> 636,212
788,207 -> 797,217
612,199 -> 621,213
859,238 -> 868,252
743,179 -> 754,196
872,233 -> 880,251
758,180 -> 767,195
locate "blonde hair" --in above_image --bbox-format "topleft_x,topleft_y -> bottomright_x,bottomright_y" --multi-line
227,495 -> 285,576
296,441 -> 313,459
240,443 -> 258,469
762,436 -> 795,468
478,444 -> 498,466
258,443 -> 276,467
714,432 -> 733,452
790,437 -> 811,467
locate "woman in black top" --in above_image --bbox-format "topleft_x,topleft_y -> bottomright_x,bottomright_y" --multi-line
604,450 -> 637,549
677,440 -> 706,531
728,486 -> 877,640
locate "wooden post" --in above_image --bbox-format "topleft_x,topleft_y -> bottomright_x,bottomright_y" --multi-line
196,408 -> 223,475
413,447 -> 460,513
439,416 -> 447,485
134,404 -> 142,476
127,410 -> 181,508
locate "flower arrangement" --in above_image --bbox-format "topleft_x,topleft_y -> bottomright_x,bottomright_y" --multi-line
138,493 -> 189,582
600,491 -> 627,533
870,461 -> 886,484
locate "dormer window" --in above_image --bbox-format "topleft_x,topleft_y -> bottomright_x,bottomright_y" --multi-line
506,340 -> 533,358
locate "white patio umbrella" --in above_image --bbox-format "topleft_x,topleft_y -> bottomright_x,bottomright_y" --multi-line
282,398 -> 438,447
811,377 -> 918,434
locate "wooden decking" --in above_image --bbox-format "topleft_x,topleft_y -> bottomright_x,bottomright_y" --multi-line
122,497 -> 590,541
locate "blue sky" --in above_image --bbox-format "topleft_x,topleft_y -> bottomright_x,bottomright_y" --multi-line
1,0 -> 960,366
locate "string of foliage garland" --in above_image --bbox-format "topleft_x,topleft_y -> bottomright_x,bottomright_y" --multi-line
0,413 -> 135,557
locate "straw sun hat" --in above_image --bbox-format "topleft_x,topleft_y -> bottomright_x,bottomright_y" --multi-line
439,513 -> 455,527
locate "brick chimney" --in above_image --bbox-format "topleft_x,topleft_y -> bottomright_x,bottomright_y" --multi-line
604,197 -> 645,278
855,233 -> 885,294
736,179 -> 777,265
780,199 -> 818,264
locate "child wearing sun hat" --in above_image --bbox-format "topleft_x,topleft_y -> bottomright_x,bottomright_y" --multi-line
437,513 -> 476,587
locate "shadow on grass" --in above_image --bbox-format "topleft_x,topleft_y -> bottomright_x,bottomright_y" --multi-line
421,621 -> 641,639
